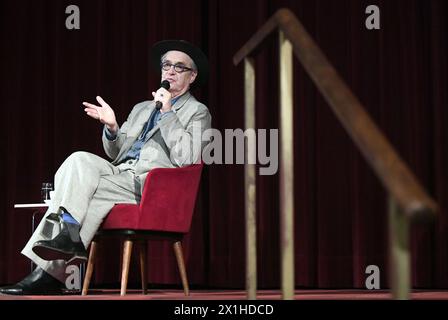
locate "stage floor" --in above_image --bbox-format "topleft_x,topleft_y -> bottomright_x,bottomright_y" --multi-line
1,289 -> 448,300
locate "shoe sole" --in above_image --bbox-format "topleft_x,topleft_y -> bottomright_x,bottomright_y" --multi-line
0,289 -> 63,296
32,245 -> 87,264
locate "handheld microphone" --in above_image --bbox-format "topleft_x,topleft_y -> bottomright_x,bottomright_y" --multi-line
155,80 -> 171,110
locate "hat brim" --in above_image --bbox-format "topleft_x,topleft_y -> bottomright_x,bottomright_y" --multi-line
151,40 -> 208,87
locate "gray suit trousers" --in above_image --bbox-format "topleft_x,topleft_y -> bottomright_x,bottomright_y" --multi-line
21,151 -> 141,282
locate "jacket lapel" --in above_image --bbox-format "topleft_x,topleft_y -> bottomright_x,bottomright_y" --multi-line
135,101 -> 156,136
144,92 -> 192,141
113,101 -> 154,163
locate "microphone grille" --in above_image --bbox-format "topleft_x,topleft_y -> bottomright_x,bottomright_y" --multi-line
161,80 -> 170,90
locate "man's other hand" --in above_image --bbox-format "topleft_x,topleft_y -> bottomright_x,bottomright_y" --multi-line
83,96 -> 118,133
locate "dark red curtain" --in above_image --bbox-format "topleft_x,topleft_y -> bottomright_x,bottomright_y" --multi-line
1,0 -> 447,289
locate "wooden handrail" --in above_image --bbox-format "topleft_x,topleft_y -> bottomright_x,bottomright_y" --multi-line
234,8 -> 437,221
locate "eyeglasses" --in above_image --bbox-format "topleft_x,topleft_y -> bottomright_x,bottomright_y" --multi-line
161,62 -> 194,73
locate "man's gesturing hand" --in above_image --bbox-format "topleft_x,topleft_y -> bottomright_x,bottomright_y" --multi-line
83,96 -> 118,134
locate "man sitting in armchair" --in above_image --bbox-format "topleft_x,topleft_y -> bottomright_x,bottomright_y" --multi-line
0,40 -> 211,295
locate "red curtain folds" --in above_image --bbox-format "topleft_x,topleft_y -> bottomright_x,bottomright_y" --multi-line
0,0 -> 447,289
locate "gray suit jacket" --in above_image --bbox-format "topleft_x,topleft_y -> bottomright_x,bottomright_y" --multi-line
102,92 -> 211,192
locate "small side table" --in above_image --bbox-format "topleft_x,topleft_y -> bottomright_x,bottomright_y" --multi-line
14,203 -> 48,272
14,203 -> 48,234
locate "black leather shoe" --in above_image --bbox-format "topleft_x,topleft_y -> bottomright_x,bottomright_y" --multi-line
0,267 -> 63,295
32,220 -> 87,264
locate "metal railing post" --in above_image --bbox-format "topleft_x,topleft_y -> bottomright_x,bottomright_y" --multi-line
279,30 -> 295,300
389,196 -> 410,300
244,57 -> 257,300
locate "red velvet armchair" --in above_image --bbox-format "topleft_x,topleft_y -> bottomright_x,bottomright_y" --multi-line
81,163 -> 203,296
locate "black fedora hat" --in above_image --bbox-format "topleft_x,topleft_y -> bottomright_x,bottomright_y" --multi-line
151,40 -> 209,87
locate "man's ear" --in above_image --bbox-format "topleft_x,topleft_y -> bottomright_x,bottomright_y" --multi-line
189,71 -> 198,84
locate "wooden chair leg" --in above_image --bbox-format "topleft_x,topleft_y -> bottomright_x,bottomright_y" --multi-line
82,240 -> 98,296
120,239 -> 133,296
139,241 -> 148,294
173,241 -> 189,296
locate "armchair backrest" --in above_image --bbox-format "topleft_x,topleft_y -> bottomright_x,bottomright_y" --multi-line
138,163 -> 203,233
